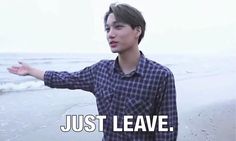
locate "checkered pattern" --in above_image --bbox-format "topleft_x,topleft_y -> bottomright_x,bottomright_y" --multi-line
44,52 -> 178,141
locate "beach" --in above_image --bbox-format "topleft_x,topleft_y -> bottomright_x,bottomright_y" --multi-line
177,73 -> 236,141
0,53 -> 235,141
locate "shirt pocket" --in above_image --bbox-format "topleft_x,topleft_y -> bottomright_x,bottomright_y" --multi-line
95,88 -> 113,115
125,97 -> 154,115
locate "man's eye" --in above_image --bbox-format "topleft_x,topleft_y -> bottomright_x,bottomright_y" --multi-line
105,27 -> 110,32
115,25 -> 123,29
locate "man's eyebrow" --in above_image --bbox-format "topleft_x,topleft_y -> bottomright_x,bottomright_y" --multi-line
105,21 -> 123,27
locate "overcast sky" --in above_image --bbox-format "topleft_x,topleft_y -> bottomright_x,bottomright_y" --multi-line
0,0 -> 235,55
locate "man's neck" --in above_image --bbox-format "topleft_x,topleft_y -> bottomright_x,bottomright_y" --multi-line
118,47 -> 140,75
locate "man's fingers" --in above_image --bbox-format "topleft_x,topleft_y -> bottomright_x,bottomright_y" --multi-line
7,65 -> 21,72
8,67 -> 18,71
7,68 -> 12,72
7,68 -> 17,74
12,66 -> 20,69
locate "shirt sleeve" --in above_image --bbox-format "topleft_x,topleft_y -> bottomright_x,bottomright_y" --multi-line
44,62 -> 99,93
155,69 -> 178,141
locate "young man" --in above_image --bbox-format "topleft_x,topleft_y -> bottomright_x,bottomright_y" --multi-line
8,3 -> 178,141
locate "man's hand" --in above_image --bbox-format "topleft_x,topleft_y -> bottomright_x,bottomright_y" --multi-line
7,61 -> 31,76
7,62 -> 45,80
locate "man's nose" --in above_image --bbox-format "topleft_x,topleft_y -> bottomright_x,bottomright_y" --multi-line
108,28 -> 116,39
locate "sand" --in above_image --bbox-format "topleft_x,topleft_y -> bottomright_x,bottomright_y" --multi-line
177,72 -> 236,141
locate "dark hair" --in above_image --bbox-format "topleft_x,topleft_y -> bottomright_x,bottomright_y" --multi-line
104,3 -> 146,44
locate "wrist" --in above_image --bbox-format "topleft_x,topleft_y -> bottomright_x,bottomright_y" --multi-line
27,67 -> 34,76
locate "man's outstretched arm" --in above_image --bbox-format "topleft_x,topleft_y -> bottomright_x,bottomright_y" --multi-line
8,61 -> 100,93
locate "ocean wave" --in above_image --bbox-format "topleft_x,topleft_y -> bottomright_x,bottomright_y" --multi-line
0,80 -> 47,93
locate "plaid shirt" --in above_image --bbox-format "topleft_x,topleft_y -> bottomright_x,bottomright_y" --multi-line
44,52 -> 178,141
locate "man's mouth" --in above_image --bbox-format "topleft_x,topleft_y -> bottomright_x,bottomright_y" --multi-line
109,41 -> 118,48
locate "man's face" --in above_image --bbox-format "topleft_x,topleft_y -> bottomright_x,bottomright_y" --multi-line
105,13 -> 139,53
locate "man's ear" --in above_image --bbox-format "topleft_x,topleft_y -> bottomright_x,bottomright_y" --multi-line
135,26 -> 142,38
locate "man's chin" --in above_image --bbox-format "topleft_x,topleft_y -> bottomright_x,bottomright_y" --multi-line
110,48 -> 119,53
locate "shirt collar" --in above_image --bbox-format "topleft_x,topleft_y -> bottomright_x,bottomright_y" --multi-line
112,51 -> 146,77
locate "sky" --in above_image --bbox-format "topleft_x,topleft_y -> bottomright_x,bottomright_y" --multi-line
0,0 -> 235,55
